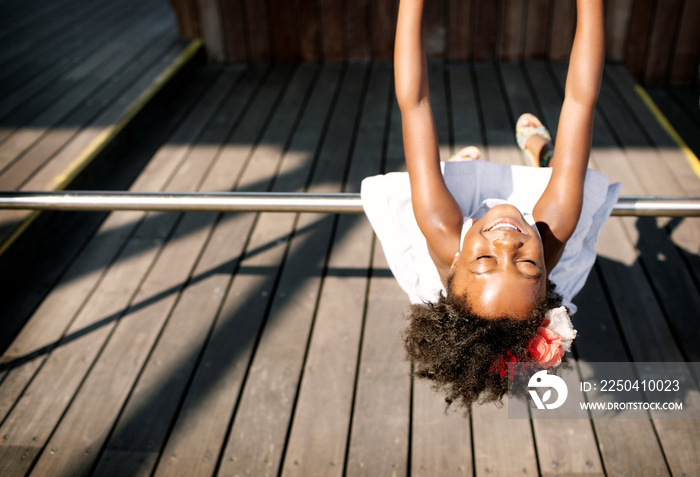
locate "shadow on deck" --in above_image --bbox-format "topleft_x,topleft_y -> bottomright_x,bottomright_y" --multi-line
0,1 -> 699,475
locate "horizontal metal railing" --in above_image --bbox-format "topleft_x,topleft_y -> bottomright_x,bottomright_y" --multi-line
1,191 -> 699,216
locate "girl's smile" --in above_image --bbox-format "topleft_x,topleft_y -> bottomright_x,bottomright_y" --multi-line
451,205 -> 547,319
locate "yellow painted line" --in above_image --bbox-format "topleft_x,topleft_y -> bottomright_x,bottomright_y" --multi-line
634,84 -> 700,180
0,39 -> 204,258
51,39 -> 204,189
0,210 -> 41,257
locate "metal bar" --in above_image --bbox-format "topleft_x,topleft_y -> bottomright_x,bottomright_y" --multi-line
0,191 -> 700,216
0,191 -> 366,213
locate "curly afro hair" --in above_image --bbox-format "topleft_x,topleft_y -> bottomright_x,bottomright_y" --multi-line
403,278 -> 563,412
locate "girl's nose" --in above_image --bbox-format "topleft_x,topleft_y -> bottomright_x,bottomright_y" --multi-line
493,235 -> 524,250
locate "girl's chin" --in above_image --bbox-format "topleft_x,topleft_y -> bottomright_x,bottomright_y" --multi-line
480,204 -> 527,227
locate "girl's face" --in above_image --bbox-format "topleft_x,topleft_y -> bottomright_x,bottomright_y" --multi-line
450,204 -> 546,319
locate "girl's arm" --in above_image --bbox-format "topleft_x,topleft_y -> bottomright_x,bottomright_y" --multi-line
533,0 -> 605,271
395,0 -> 463,272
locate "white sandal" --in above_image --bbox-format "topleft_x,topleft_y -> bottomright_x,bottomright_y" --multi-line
516,113 -> 553,167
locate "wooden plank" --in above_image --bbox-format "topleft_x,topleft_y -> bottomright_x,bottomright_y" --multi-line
523,63 -> 563,141
523,0 -> 550,60
92,208 -> 260,477
529,358 -> 604,477
281,64 -> 390,477
133,65 -> 334,477
411,379 -> 472,477
0,0 -> 159,119
346,0 -> 371,60
643,0 -> 683,85
499,0 -> 524,61
0,9 -> 168,157
196,0 -> 226,62
25,65 -> 251,477
0,0 -> 108,69
279,218 -> 370,477
0,64 -> 219,378
319,0 -> 344,60
372,0 -> 397,60
0,22 -> 176,189
0,63 -> 247,476
343,62 -> 410,477
29,204 -> 221,477
0,0 -> 66,31
605,0 -> 633,61
599,67 -> 700,361
422,0 -> 445,59
0,67 -> 224,425
667,87 -> 700,132
472,0 -> 498,60
447,0 -> 472,61
406,61 -> 473,477
384,84 -> 405,174
269,0 -> 299,62
547,66 -> 673,358
471,400 -> 538,476
605,66 -> 700,195
220,0 -> 246,61
500,63 -> 541,128
0,218 -> 180,476
548,0 -> 575,61
551,62 -> 700,477
449,64 -> 484,154
599,80 -> 699,217
0,36 -> 192,244
531,412 -> 604,477
216,64 -> 369,477
296,0 -> 322,61
482,61 -> 601,477
646,90 -> 700,206
624,0 -> 655,81
574,269 -> 671,476
345,240 -> 411,477
170,0 -> 201,38
14,44 -> 188,193
91,64 -> 297,477
89,64 -> 280,477
528,62 -> 675,477
473,63 -> 525,165
427,62 -> 451,161
670,1 -> 700,85
244,0 -> 270,60
0,0 -> 127,82
596,78 -> 683,195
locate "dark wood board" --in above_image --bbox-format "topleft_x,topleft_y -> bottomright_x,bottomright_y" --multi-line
345,242 -> 411,477
281,64 -> 389,477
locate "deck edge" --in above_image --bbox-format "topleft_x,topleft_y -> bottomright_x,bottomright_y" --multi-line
0,39 -> 204,258
634,84 -> 700,180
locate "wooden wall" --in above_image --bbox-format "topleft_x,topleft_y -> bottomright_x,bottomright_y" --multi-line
170,0 -> 700,85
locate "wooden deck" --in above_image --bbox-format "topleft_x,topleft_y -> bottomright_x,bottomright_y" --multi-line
0,0 -> 196,251
1,2 -> 700,475
0,60 -> 698,476
171,0 -> 700,86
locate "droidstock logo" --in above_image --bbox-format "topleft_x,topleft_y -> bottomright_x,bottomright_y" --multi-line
528,370 -> 568,410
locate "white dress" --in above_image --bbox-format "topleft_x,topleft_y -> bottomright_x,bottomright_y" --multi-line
360,160 -> 621,314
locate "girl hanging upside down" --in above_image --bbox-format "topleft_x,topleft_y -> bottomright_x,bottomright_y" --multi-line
361,0 -> 620,411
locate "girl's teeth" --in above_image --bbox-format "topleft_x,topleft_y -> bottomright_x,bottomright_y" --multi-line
491,223 -> 519,231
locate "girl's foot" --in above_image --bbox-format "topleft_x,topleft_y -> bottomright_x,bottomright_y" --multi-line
516,113 -> 554,167
447,146 -> 482,162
